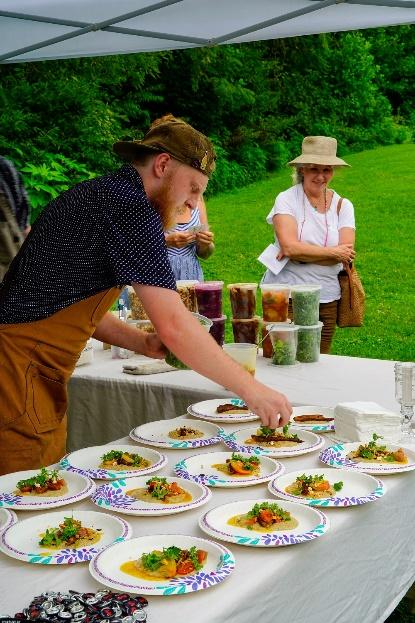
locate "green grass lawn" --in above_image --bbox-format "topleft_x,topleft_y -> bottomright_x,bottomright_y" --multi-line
202,143 -> 415,362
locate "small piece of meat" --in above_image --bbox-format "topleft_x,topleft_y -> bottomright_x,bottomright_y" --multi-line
216,403 -> 249,414
251,434 -> 303,444
294,414 -> 334,422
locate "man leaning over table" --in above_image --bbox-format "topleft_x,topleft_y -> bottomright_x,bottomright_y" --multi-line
0,114 -> 292,476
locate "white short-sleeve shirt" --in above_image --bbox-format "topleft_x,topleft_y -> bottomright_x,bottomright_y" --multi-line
263,184 -> 355,303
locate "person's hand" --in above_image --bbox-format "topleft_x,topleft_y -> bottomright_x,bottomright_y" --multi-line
242,383 -> 292,429
276,250 -> 285,260
165,231 -> 196,248
142,332 -> 168,359
196,230 -> 214,246
332,244 -> 355,263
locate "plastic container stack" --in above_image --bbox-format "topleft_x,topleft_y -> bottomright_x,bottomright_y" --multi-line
227,283 -> 259,345
194,281 -> 226,346
291,284 -> 323,363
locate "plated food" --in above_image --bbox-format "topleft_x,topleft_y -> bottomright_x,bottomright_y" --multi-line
89,534 -> 235,595
92,476 -> 211,516
199,498 -> 329,547
0,510 -> 131,564
0,468 -> 95,510
129,418 -> 222,449
245,424 -> 303,448
320,440 -> 415,474
100,450 -> 151,471
268,468 -> 385,507
221,427 -> 324,458
290,406 -> 335,432
347,434 -> 408,464
187,398 -> 259,423
120,544 -> 208,581
15,467 -> 67,496
60,445 -> 167,479
174,451 -> 284,487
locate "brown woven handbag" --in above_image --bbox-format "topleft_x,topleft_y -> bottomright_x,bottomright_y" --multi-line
336,198 -> 365,327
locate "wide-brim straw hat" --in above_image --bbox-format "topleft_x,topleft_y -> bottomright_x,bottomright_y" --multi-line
288,136 -> 350,167
113,114 -> 216,177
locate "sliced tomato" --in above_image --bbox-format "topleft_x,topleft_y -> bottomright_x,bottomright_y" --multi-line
313,480 -> 331,492
176,560 -> 195,575
229,460 -> 253,475
197,549 -> 207,564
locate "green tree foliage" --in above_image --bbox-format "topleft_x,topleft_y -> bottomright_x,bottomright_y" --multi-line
0,26 -> 413,217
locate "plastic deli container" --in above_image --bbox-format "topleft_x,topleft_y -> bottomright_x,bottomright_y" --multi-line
291,284 -> 321,326
195,281 -> 224,318
176,280 -> 199,313
267,323 -> 299,366
260,284 -> 290,323
128,287 -> 149,320
165,312 -> 213,370
209,315 -> 227,347
227,283 -> 258,319
296,322 -> 323,363
231,317 -> 260,345
223,342 -> 257,376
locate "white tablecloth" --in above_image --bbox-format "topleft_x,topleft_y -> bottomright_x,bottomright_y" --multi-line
68,348 -> 398,451
1,419 -> 415,622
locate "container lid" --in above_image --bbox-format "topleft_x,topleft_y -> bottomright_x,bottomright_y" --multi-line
210,314 -> 227,321
231,316 -> 260,324
266,323 -> 299,332
297,321 -> 323,330
192,311 -> 213,329
176,279 -> 200,286
227,283 -> 258,290
290,284 -> 322,292
223,342 -> 258,350
194,281 -> 224,289
260,283 -> 290,292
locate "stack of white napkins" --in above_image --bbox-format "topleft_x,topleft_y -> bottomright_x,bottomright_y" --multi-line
334,401 -> 401,443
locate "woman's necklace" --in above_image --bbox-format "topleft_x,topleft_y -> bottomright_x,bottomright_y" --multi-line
305,188 -> 327,212
300,186 -> 330,247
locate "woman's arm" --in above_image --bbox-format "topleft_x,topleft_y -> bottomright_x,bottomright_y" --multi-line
274,214 -> 355,264
196,197 -> 215,259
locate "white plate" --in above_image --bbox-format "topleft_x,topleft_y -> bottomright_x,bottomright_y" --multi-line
129,418 -> 222,449
268,468 -> 385,507
290,406 -> 335,432
89,534 -> 235,595
60,445 -> 167,479
174,451 -> 284,487
199,499 -> 329,547
320,442 -> 415,474
91,476 -> 211,515
0,469 -> 95,510
0,510 -> 132,564
220,427 -> 324,458
187,398 -> 259,423
0,508 -> 17,532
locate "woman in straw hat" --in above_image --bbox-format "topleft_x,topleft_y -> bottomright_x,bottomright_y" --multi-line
262,136 -> 356,353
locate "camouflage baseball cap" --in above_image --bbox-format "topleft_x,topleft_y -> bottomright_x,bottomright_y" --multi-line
113,114 -> 216,177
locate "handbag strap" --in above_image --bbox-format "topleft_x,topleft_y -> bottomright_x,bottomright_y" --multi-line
336,196 -> 353,275
336,196 -> 343,216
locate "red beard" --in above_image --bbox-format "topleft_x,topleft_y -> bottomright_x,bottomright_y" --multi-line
151,180 -> 181,230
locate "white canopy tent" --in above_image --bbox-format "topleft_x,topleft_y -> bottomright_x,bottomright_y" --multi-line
0,0 -> 414,64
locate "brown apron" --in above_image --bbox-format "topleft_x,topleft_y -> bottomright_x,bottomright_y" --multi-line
0,287 -> 121,475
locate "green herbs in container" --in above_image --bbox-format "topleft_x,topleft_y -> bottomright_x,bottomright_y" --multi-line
291,285 -> 321,326
296,322 -> 323,363
266,323 -> 298,366
165,312 -> 212,370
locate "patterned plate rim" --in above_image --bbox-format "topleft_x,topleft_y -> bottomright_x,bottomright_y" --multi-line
0,473 -> 96,509
89,535 -> 236,595
0,514 -> 132,564
174,453 -> 285,487
91,478 -> 212,514
0,508 -> 18,532
187,406 -> 259,423
267,475 -> 385,507
129,424 -> 222,450
319,443 -> 415,474
219,429 -> 324,457
199,503 -> 329,547
59,451 -> 168,480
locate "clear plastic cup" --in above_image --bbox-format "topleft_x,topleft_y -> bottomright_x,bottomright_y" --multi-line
176,280 -> 199,313
260,284 -> 290,322
231,317 -> 260,344
223,342 -> 257,376
165,312 -> 213,370
267,323 -> 299,366
227,283 -> 258,319
209,314 -> 227,346
291,284 -> 321,326
194,281 -> 224,318
296,321 -> 323,363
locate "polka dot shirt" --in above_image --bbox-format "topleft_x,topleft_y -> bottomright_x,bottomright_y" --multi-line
0,165 -> 176,323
